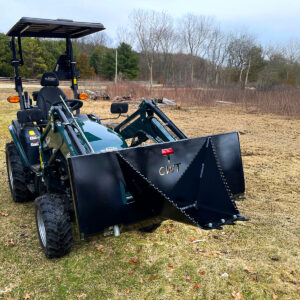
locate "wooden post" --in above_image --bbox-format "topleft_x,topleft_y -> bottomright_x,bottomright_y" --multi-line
115,49 -> 118,84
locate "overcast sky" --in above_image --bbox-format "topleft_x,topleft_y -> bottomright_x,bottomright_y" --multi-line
1,0 -> 300,45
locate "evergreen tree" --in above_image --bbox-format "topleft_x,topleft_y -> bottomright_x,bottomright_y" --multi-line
117,43 -> 139,79
0,33 -> 13,77
21,38 -> 48,78
43,40 -> 66,71
77,53 -> 95,78
100,50 -> 115,80
90,45 -> 105,75
247,46 -> 266,82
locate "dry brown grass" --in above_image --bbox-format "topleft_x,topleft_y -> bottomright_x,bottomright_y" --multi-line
103,83 -> 300,118
0,87 -> 299,299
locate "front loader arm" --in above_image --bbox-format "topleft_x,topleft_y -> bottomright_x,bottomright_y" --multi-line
114,100 -> 187,146
39,105 -> 91,193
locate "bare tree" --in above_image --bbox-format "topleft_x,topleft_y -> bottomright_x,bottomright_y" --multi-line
206,27 -> 230,85
158,18 -> 177,54
227,33 -> 255,88
75,31 -> 112,54
179,14 -> 213,83
116,26 -> 136,47
282,39 -> 300,63
89,31 -> 112,47
130,9 -> 173,88
157,17 -> 178,84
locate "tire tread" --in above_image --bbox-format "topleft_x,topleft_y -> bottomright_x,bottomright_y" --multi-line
35,194 -> 73,258
5,142 -> 33,202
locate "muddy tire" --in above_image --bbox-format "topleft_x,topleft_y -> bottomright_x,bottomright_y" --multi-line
35,194 -> 73,258
5,142 -> 34,202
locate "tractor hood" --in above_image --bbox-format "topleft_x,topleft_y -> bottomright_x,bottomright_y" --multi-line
78,118 -> 127,153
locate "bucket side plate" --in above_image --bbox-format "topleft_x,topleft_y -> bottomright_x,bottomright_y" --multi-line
68,132 -> 245,235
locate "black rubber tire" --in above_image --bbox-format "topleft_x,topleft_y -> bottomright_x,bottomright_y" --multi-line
5,142 -> 34,202
35,194 -> 73,258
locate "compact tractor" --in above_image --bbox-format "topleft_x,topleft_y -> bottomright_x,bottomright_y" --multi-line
5,18 -> 246,258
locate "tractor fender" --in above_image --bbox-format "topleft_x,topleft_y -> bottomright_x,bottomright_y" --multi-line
8,124 -> 30,167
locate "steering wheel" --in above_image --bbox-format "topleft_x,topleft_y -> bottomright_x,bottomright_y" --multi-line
64,99 -> 83,111
52,99 -> 83,111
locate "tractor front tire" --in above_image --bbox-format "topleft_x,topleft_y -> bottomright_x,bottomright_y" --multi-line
35,194 -> 73,258
5,142 -> 34,202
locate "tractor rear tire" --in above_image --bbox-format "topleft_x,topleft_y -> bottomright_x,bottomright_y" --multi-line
35,194 -> 73,258
5,142 -> 34,202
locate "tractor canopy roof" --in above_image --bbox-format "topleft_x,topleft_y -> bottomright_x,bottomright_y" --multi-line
6,17 -> 105,38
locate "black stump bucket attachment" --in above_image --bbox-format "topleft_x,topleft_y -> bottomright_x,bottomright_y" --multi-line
68,132 -> 246,236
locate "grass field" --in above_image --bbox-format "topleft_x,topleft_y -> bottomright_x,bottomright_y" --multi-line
0,87 -> 299,299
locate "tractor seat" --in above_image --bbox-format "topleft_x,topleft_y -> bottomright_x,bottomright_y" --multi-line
17,109 -> 44,124
36,72 -> 67,120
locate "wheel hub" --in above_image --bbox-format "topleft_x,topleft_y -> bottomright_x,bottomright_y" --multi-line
37,209 -> 47,247
7,157 -> 14,189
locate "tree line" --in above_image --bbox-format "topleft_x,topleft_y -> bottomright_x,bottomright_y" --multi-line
125,10 -> 300,89
0,33 -> 139,81
1,9 -> 300,89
